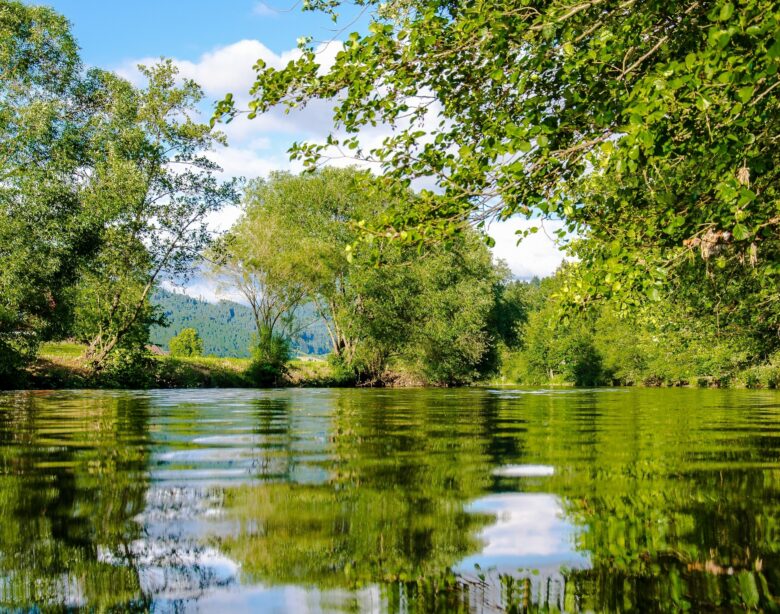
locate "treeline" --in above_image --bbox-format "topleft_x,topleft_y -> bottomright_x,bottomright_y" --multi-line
0,2 -> 238,387
501,268 -> 780,388
213,168 -> 523,386
7,0 -> 780,390
214,165 -> 780,388
218,0 -> 780,389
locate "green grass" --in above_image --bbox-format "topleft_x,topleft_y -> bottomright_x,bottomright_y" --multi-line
154,354 -> 251,387
39,341 -> 85,360
28,341 -> 341,389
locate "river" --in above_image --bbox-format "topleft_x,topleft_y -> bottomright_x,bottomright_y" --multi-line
0,387 -> 778,611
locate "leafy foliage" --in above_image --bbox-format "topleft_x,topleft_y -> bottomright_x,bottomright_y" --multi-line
247,326 -> 292,386
71,61 -> 240,371
504,265 -> 769,387
0,3 -> 239,381
0,1 -> 93,382
230,168 -> 510,385
168,327 -> 204,358
219,0 -> 780,355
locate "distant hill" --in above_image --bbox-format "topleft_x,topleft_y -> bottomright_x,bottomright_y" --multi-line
149,288 -> 332,357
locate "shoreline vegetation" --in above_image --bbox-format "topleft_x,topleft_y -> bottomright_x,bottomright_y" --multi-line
18,341 -> 780,390
3,3 -> 780,392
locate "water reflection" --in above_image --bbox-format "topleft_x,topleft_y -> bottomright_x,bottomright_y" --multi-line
460,494 -> 589,571
0,388 -> 779,611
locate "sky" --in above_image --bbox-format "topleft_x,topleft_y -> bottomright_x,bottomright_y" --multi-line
36,0 -> 567,300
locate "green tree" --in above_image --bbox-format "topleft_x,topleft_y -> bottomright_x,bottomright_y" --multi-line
218,0 -> 780,353
0,1 -> 96,381
230,168 -> 506,384
168,327 -> 204,357
239,168 -> 375,365
72,61 -> 240,371
210,206 -> 306,341
399,235 -> 504,384
246,326 -> 292,386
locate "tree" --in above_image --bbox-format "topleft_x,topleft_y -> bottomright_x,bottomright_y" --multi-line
210,209 -> 307,342
238,168 -> 381,366
217,0 -> 780,352
395,234 -> 504,384
227,167 -> 506,384
0,1 -> 95,380
73,61 -> 240,371
168,327 -> 204,357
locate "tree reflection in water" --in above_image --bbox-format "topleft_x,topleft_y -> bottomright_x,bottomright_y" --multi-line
0,388 -> 780,611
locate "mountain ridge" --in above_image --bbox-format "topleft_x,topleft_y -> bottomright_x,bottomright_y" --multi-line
149,288 -> 331,357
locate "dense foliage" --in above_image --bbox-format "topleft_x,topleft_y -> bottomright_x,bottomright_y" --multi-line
6,0 -> 779,388
70,61 -> 239,371
501,266 -> 780,387
226,168 -> 514,385
0,1 -> 90,378
0,1 -> 236,384
168,328 -> 204,358
246,326 -> 292,386
218,0 -> 780,361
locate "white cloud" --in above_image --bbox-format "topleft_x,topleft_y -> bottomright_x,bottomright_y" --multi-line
116,40 -> 289,97
488,217 -> 569,279
204,204 -> 243,234
252,2 -> 277,17
208,144 -> 289,180
458,493 -> 590,572
160,277 -> 246,304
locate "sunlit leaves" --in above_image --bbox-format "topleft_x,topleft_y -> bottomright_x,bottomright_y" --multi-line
219,0 -> 780,351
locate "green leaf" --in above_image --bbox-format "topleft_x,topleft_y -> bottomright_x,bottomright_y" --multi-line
647,287 -> 661,302
737,86 -> 754,104
732,223 -> 750,240
718,2 -> 734,22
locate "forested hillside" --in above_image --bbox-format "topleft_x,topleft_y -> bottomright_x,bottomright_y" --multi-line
150,289 -> 331,357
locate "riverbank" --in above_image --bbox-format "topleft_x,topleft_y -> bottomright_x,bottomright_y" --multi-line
20,342 -> 343,389
16,342 -> 780,391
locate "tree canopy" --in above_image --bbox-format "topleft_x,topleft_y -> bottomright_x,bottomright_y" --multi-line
0,1 -> 237,383
168,327 -> 204,357
217,0 -> 780,353
227,168 -> 514,384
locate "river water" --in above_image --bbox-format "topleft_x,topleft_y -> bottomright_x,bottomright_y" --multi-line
1,387 -> 779,612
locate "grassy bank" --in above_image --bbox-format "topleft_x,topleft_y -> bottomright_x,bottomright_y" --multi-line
25,342 -> 780,391
490,348 -> 780,390
20,342 -> 344,389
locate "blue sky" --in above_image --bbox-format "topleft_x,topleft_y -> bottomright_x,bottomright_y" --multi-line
35,1 -> 565,298
39,1 -> 368,65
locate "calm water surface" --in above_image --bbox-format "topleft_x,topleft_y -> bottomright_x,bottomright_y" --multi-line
1,388 -> 780,612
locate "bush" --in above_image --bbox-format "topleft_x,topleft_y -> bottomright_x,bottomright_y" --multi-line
97,348 -> 157,388
169,327 -> 203,357
246,327 -> 291,387
0,334 -> 37,389
326,353 -> 357,386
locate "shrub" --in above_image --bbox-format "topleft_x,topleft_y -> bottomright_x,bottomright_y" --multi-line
97,348 -> 157,388
0,334 -> 37,389
326,353 -> 357,386
169,327 -> 204,357
246,327 -> 291,387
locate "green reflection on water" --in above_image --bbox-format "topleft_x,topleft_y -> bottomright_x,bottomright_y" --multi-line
0,388 -> 778,612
